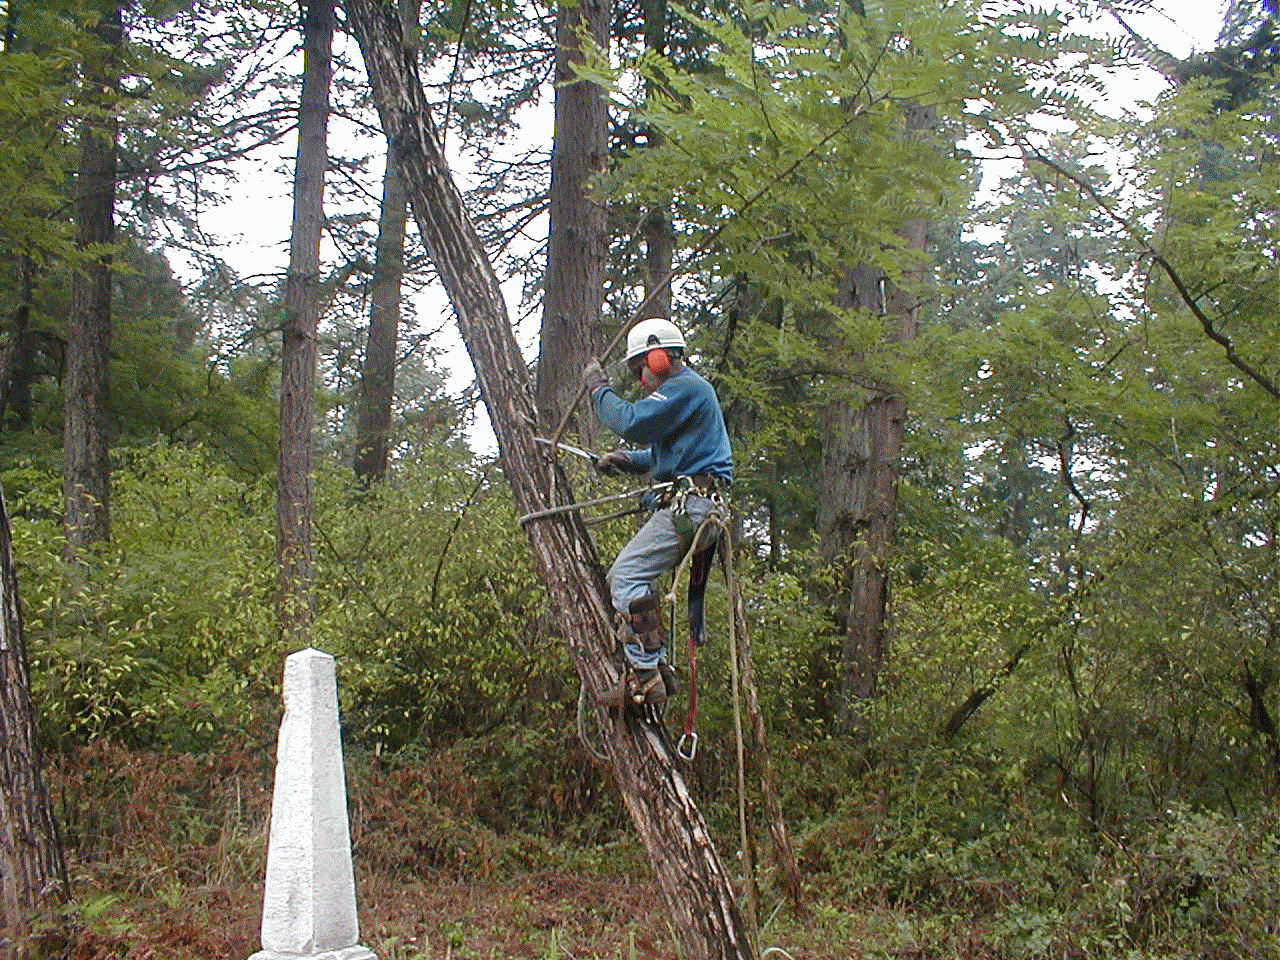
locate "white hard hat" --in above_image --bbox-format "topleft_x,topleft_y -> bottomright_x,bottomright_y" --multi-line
624,317 -> 686,362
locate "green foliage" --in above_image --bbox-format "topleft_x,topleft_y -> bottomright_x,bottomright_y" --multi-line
5,1 -> 1278,955
0,24 -> 78,263
308,444 -> 554,751
796,744 -> 1083,908
6,438 -> 574,755
10,442 -> 279,748
993,806 -> 1280,959
791,746 -> 1280,959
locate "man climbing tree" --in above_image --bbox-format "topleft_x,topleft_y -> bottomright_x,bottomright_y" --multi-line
583,317 -> 732,709
344,1 -> 765,954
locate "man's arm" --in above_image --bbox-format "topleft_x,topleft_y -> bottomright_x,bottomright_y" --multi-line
593,384 -> 685,444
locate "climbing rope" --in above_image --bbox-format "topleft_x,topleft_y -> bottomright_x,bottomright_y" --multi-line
664,504 -> 756,930
571,491 -> 799,952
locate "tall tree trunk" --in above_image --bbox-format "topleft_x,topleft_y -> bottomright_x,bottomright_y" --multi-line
354,0 -> 418,485
817,106 -> 932,730
276,0 -> 332,645
640,206 -> 674,318
0,482 -> 68,948
816,353 -> 906,714
2,255 -> 38,431
638,0 -> 672,320
533,0 -> 609,439
346,4 -> 757,955
353,130 -> 408,483
63,4 -> 123,556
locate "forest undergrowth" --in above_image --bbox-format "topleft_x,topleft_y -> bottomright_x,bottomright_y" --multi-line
7,447 -> 1279,959
37,731 -> 1280,960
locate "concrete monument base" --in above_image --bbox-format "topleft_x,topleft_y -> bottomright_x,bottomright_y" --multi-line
250,648 -> 376,960
250,948 -> 377,960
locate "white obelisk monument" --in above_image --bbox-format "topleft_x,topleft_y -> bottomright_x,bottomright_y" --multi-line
251,648 -> 375,960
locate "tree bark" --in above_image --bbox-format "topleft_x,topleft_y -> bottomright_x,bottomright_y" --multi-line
276,0 -> 333,645
729,579 -> 804,914
638,0 -> 673,320
63,4 -> 122,556
0,482 -> 68,947
2,255 -> 38,432
534,0 -> 609,439
817,106 -> 932,729
353,152 -> 408,482
1243,661 -> 1280,791
345,3 -> 757,955
354,0 -> 418,485
352,133 -> 408,483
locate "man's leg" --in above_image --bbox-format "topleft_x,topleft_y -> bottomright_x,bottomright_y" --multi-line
608,508 -> 683,701
606,498 -> 721,702
609,496 -> 721,616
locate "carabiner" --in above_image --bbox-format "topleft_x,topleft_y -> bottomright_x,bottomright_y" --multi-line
676,731 -> 699,762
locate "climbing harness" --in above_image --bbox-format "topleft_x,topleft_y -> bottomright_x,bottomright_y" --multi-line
571,476 -> 736,765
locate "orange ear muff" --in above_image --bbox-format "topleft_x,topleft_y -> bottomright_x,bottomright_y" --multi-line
645,348 -> 671,376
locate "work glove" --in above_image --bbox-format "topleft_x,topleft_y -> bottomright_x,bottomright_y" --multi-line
595,450 -> 631,477
582,359 -> 609,396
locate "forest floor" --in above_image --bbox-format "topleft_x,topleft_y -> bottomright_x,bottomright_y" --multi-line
45,742 -> 1001,960
61,862 -> 1000,960
64,869 -> 675,959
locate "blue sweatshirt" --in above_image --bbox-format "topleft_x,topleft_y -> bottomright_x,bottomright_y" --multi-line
591,366 -> 734,483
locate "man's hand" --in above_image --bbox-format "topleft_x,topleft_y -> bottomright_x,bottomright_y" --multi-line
595,451 -> 631,477
582,359 -> 609,396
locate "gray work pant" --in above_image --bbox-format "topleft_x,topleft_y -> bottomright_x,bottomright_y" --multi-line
608,494 -> 720,670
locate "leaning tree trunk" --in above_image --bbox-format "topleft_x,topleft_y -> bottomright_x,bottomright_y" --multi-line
345,3 -> 756,955
63,4 -> 123,556
0,482 -> 68,949
533,0 -> 609,439
276,0 -> 333,645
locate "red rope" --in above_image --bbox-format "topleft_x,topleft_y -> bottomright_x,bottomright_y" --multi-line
684,630 -> 699,742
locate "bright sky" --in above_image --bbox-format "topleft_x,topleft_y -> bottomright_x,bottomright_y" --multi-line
201,0 -> 1230,262
1105,0 -> 1228,57
1080,0 -> 1230,107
